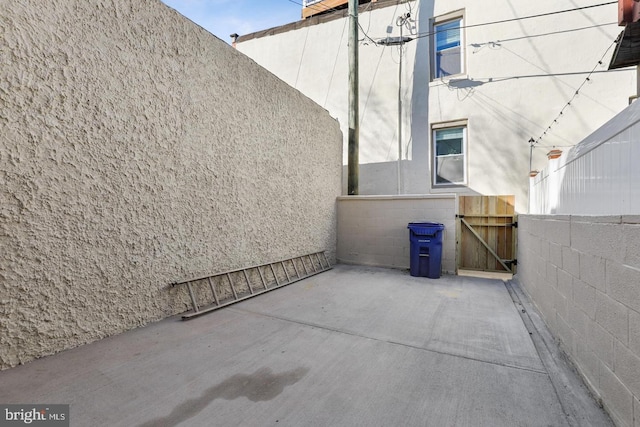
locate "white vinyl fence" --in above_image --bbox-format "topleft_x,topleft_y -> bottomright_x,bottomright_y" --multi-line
530,100 -> 640,215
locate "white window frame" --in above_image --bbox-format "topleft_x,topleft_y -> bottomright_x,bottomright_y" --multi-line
431,10 -> 465,81
432,120 -> 468,187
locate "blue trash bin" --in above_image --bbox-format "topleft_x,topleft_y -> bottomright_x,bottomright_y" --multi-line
407,222 -> 445,279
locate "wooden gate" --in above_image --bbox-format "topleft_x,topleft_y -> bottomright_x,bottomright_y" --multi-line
456,195 -> 517,274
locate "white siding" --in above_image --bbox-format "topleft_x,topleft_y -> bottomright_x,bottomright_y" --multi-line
531,100 -> 640,215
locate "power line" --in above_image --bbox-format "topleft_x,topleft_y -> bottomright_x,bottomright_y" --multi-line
410,1 -> 617,40
357,20 -> 379,45
472,21 -> 617,46
288,1 -> 617,48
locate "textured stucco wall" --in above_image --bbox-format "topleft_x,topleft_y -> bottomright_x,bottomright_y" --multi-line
0,0 -> 342,370
516,215 -> 640,427
337,195 -> 456,274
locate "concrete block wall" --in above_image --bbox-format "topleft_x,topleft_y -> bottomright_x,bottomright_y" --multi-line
336,195 -> 456,274
517,215 -> 640,427
0,0 -> 342,370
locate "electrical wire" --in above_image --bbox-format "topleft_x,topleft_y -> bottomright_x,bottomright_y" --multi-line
358,21 -> 380,45
412,1 -> 617,41
530,38 -> 618,148
474,21 -> 617,45
286,0 -> 621,152
323,17 -> 349,107
287,0 -> 379,45
289,1 -> 617,50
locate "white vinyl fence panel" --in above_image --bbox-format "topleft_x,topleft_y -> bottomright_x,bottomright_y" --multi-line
530,100 -> 640,215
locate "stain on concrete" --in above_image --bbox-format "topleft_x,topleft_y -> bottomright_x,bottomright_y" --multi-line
137,366 -> 309,427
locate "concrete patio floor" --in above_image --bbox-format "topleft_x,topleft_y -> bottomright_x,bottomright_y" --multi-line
0,264 -> 612,426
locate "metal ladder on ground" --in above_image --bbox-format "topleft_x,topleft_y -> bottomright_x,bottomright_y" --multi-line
171,251 -> 331,320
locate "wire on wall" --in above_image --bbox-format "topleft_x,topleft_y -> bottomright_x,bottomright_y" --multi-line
530,38 -> 617,148
412,1 -> 617,41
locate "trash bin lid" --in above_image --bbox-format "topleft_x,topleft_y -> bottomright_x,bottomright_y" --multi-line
407,222 -> 445,235
408,222 -> 444,229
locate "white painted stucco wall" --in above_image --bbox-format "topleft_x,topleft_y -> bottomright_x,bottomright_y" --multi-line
237,0 -> 636,213
0,0 -> 342,370
516,216 -> 640,427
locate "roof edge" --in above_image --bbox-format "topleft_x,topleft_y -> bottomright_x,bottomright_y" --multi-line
237,0 -> 410,43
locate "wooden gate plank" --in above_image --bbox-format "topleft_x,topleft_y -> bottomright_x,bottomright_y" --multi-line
457,195 -> 516,273
461,218 -> 512,273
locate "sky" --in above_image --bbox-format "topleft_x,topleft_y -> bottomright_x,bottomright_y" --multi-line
161,0 -> 304,43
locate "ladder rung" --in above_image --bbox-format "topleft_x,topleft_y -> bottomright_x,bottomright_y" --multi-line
291,259 -> 300,279
257,266 -> 268,290
207,277 -> 219,306
227,273 -> 238,300
269,263 -> 280,286
243,269 -> 254,295
281,261 -> 291,283
173,252 -> 332,319
315,253 -> 323,269
186,282 -> 199,313
300,256 -> 309,275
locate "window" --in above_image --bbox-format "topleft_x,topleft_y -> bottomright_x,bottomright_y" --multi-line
432,16 -> 463,79
432,125 -> 467,186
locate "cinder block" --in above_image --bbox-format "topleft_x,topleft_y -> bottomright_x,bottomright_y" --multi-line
596,291 -> 630,345
557,314 -> 576,356
527,235 -> 540,256
572,221 -> 626,260
580,252 -> 606,292
554,293 -> 568,320
575,338 -> 601,389
624,224 -> 640,269
572,216 -> 622,224
614,341 -> 640,398
589,321 -> 615,369
518,215 -> 532,228
540,240 -> 550,263
600,364 -> 634,427
631,310 -> 640,356
532,262 -> 544,287
557,269 -> 573,299
550,243 -> 563,268
527,217 -> 543,238
546,263 -> 558,287
573,278 -> 597,320
568,301 -> 591,339
544,218 -> 571,246
622,215 -> 640,224
607,261 -> 640,313
562,246 -> 581,278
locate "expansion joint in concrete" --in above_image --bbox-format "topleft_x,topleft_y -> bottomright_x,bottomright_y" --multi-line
230,307 -> 548,376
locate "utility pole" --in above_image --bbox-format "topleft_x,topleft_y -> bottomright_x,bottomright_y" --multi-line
348,0 -> 359,195
379,14 -> 412,195
397,13 -> 410,195
397,16 -> 403,195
